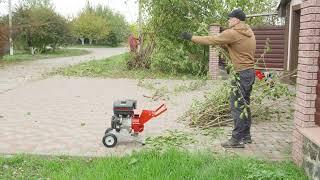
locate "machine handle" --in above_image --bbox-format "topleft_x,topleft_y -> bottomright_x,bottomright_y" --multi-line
134,104 -> 167,127
153,104 -> 167,117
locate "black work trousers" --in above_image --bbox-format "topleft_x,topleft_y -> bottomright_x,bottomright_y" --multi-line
230,68 -> 255,141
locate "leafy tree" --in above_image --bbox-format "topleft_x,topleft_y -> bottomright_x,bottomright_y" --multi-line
19,0 -> 54,9
130,23 -> 138,37
0,16 -> 8,58
71,11 -> 110,45
13,2 -> 70,54
105,13 -> 129,47
12,0 -> 70,53
91,4 -> 129,46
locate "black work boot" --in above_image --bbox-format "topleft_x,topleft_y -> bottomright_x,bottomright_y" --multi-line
221,138 -> 244,148
243,136 -> 252,144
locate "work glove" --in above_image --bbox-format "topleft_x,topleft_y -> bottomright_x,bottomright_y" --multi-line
180,32 -> 193,40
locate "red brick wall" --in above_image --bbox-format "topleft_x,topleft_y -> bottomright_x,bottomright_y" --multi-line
209,24 -> 220,80
316,42 -> 320,126
293,129 -> 304,166
293,0 -> 320,165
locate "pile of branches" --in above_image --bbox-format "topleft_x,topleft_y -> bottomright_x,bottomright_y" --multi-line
186,81 -> 232,128
184,79 -> 295,129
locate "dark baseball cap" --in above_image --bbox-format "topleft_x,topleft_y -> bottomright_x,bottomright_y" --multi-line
228,8 -> 246,21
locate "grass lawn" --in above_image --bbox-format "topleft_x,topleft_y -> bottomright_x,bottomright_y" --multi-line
56,53 -> 205,80
0,149 -> 307,180
0,49 -> 90,64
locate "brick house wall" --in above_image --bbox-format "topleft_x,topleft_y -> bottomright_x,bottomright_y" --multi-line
292,0 -> 320,169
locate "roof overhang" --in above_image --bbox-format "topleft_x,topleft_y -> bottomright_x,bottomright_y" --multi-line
277,0 -> 292,17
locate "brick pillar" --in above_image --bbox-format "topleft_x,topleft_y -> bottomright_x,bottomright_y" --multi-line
209,24 -> 220,80
292,0 -> 320,165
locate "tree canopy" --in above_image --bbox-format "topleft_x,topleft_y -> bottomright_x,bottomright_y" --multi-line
71,2 -> 129,46
13,0 -> 70,53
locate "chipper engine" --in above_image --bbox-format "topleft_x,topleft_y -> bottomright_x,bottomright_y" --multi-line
102,100 -> 167,148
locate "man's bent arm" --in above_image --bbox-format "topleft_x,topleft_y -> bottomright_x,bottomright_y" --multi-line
191,30 -> 236,46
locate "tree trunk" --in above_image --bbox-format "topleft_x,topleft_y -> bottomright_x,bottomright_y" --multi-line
89,39 -> 93,45
52,44 -> 56,52
80,38 -> 85,45
30,47 -> 36,55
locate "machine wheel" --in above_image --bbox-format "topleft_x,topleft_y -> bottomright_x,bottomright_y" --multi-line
104,128 -> 113,134
102,133 -> 117,148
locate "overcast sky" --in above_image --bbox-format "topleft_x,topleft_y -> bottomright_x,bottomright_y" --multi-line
0,0 -> 138,23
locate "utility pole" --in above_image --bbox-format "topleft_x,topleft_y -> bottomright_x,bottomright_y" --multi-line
138,0 -> 142,53
8,0 -> 13,55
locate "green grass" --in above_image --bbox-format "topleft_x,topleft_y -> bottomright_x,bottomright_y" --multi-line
0,49 -> 90,63
56,53 -> 205,79
146,130 -> 197,150
0,149 -> 307,180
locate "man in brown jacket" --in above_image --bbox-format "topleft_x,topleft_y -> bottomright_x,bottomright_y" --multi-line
181,9 -> 256,148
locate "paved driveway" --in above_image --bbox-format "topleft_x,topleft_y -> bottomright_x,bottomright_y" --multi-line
0,77 -> 208,156
0,48 -> 127,93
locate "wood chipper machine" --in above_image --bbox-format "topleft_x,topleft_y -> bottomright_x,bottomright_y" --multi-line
102,100 -> 167,148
